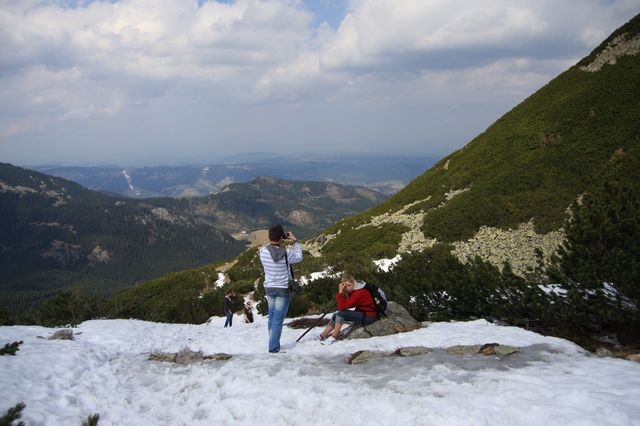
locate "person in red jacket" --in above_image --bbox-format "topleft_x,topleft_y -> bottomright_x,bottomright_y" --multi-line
318,273 -> 377,344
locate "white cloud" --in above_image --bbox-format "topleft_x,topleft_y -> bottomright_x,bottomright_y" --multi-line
254,0 -> 638,103
0,0 -> 638,164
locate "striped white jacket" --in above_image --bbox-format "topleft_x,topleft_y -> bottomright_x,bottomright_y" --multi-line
259,242 -> 303,290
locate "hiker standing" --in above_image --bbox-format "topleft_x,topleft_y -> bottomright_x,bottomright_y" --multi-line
223,290 -> 234,327
259,224 -> 302,353
244,301 -> 254,323
317,273 -> 377,344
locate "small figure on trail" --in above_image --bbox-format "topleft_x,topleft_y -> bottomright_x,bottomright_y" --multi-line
244,300 -> 254,323
223,290 -> 234,328
317,273 -> 377,344
259,224 -> 303,353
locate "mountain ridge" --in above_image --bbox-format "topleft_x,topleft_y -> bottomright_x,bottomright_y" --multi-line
0,163 -> 387,314
33,154 -> 438,198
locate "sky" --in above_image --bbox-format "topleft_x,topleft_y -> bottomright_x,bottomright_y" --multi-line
1,0 -> 639,166
2,316 -> 640,425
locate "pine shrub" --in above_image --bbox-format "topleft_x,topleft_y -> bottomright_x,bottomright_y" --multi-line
0,402 -> 25,426
81,414 -> 100,426
0,341 -> 23,356
375,247 -> 555,330
26,288 -> 98,327
548,180 -> 640,344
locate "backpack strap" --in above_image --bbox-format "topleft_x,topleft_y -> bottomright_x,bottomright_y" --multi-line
284,250 -> 294,280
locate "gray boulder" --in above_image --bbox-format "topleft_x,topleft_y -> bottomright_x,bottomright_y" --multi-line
347,344 -> 520,364
626,353 -> 640,363
347,347 -> 434,364
149,347 -> 232,363
348,350 -> 390,365
444,343 -> 520,357
394,346 -> 433,357
48,329 -> 74,340
343,301 -> 421,339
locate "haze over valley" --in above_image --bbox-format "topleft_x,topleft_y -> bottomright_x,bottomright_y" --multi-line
33,154 -> 437,198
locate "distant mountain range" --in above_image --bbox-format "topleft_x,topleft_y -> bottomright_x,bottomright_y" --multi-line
0,163 -> 387,315
164,175 -> 388,238
33,154 -> 438,198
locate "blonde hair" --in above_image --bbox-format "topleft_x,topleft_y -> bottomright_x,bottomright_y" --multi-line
341,272 -> 356,284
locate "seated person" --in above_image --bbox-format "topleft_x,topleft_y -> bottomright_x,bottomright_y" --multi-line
318,273 -> 377,344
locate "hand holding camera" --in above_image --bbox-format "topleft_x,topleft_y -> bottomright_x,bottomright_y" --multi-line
285,231 -> 297,242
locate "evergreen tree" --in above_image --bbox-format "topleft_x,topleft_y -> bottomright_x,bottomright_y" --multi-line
0,307 -> 13,326
560,181 -> 639,302
27,288 -> 98,327
549,181 -> 640,343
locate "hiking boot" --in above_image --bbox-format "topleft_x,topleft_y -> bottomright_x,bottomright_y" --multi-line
321,336 -> 337,345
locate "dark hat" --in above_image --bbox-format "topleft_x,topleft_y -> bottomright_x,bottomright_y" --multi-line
268,224 -> 286,242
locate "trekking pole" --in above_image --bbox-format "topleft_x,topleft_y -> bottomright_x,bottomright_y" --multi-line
296,302 -> 337,342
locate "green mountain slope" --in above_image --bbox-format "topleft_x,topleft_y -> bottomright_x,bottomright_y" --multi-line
315,13 -> 640,273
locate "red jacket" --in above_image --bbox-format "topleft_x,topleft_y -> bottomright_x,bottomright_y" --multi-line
336,288 -> 377,318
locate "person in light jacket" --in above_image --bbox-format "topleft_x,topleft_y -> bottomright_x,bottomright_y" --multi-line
259,224 -> 302,353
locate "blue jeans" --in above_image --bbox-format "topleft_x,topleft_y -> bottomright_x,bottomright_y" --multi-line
329,310 -> 377,326
265,289 -> 290,353
224,311 -> 233,327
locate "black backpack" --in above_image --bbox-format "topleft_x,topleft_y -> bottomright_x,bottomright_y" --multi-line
363,282 -> 388,318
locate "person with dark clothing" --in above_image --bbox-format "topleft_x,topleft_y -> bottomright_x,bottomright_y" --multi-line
317,273 -> 377,344
223,290 -> 234,327
244,300 -> 254,323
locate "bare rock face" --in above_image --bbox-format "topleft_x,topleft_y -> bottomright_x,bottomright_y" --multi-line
343,301 -> 421,340
451,220 -> 565,278
41,240 -> 82,266
88,245 -> 111,263
627,354 -> 640,363
580,33 -> 640,72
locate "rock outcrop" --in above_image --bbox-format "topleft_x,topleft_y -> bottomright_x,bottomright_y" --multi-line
444,343 -> 520,357
452,220 -> 565,277
348,343 -> 520,364
47,329 -> 74,340
342,301 -> 421,339
308,200 -> 565,279
149,347 -> 232,363
627,354 -> 640,363
580,32 -> 640,72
